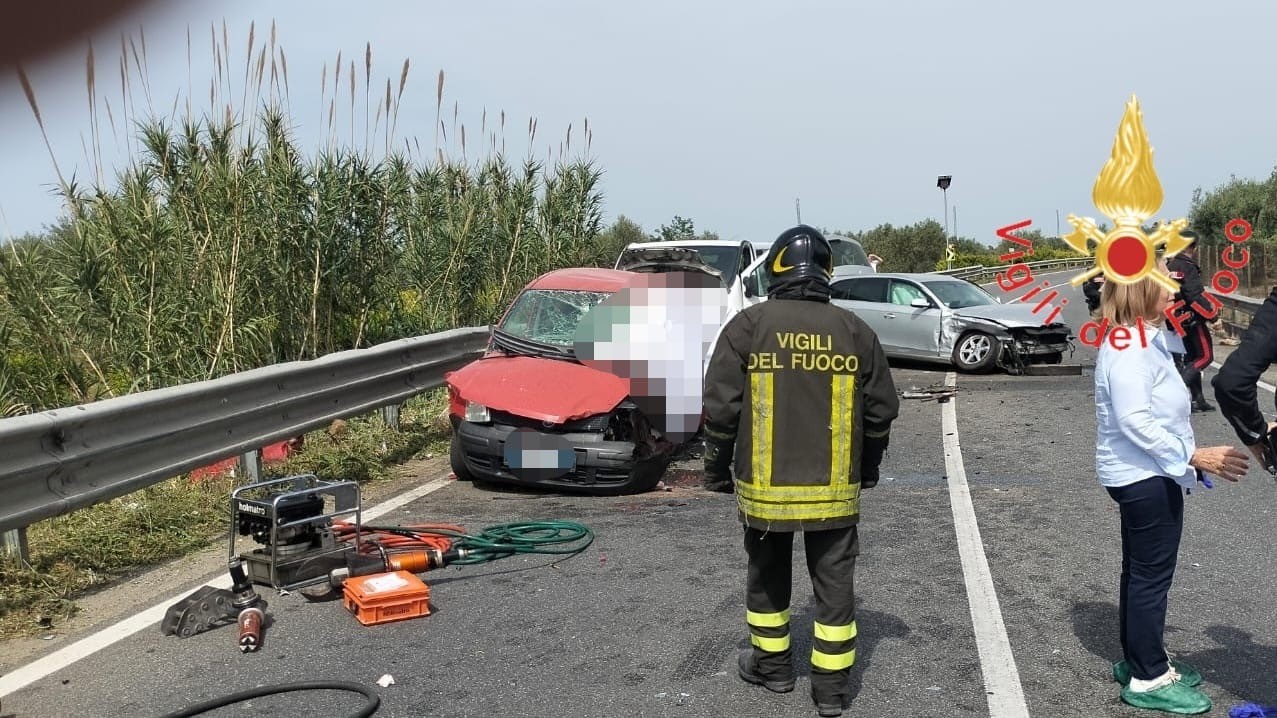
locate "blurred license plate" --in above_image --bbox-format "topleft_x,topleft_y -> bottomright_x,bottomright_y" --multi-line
503,429 -> 576,479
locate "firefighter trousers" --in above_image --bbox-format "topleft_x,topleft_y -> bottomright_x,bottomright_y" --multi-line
744,524 -> 859,702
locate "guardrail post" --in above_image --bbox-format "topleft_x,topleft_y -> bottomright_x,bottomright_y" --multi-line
382,403 -> 401,432
2,527 -> 30,563
238,449 -> 262,483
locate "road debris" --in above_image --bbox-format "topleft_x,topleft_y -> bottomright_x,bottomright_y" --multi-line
900,385 -> 959,403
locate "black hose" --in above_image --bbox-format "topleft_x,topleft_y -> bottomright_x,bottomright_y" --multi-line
157,680 -> 379,718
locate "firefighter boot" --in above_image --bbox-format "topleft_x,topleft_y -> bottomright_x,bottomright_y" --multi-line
810,671 -> 851,716
737,650 -> 794,693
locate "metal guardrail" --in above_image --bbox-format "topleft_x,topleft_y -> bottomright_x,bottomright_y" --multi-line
0,326 -> 491,536
937,257 -> 1096,283
953,260 -> 1272,334
1216,291 -> 1266,341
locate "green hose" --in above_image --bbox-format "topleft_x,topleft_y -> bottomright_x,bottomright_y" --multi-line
363,520 -> 594,565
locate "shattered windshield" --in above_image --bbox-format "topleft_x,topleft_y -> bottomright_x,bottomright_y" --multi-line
497,289 -> 613,349
921,280 -> 996,309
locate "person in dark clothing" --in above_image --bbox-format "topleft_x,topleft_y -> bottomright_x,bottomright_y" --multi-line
1166,232 -> 1218,412
1084,275 -> 1104,317
1212,287 -> 1277,469
702,225 -> 900,717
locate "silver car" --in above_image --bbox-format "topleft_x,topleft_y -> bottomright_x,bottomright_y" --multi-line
828,271 -> 1074,374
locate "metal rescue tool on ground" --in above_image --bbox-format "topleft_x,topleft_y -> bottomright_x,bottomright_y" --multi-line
161,473 -> 594,651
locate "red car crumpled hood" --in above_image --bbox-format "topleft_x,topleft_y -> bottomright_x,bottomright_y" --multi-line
446,354 -> 630,424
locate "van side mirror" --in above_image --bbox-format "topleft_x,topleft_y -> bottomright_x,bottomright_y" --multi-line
744,282 -> 757,298
910,298 -> 931,309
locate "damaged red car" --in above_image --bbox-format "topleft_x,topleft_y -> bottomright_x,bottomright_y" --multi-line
445,261 -> 716,495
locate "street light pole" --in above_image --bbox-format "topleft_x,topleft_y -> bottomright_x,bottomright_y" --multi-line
937,175 -> 953,270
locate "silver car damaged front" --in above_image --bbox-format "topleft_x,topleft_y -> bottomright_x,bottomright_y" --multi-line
946,303 -> 1072,373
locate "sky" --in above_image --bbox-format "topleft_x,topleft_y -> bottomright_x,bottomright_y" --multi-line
2,0 -> 1276,247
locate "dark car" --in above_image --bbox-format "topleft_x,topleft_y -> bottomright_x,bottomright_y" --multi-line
445,266 -> 713,495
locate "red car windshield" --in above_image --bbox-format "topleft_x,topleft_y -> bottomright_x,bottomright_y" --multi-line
498,289 -> 613,349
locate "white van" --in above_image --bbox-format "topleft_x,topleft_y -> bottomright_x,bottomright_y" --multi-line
613,235 -> 876,375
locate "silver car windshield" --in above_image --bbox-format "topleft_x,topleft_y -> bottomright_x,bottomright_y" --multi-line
921,280 -> 996,309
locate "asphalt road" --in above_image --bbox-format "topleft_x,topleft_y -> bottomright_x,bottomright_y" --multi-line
3,271 -> 1276,718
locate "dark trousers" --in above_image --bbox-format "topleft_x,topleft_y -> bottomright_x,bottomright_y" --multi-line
1180,322 -> 1214,400
1105,476 -> 1185,681
744,524 -> 859,701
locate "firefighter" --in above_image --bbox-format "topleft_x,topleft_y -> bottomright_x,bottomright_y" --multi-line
1167,231 -> 1218,412
701,225 -> 900,717
1213,286 -> 1277,467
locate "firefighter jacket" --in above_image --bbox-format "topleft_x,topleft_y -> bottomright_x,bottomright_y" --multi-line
703,298 -> 900,532
1214,287 -> 1277,445
1167,252 -> 1212,324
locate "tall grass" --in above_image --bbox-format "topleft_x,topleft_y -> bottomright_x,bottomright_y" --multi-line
0,23 -> 618,636
1,22 -> 609,413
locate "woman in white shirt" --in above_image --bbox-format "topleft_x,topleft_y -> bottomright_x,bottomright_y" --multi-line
1093,258 -> 1249,714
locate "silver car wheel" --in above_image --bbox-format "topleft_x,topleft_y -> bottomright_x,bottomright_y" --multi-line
959,334 -> 991,364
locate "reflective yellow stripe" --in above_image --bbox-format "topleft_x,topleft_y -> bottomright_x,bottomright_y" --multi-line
830,375 -> 855,484
737,482 -> 860,502
811,648 -> 856,670
747,609 -> 790,628
814,621 -> 858,643
750,373 -> 774,487
751,634 -> 791,653
736,497 -> 860,521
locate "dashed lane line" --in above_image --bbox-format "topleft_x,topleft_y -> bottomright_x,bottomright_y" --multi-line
941,370 -> 1030,717
0,475 -> 456,699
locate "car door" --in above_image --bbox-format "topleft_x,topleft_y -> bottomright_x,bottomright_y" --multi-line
829,276 -> 899,352
740,252 -> 766,309
884,278 -> 942,358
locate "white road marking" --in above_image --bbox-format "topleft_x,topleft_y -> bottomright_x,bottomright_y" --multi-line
1208,361 -> 1277,394
0,474 -> 456,698
940,371 -> 1030,717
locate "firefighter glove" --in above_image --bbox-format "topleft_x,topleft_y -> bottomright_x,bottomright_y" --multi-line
860,431 -> 890,489
702,424 -> 735,493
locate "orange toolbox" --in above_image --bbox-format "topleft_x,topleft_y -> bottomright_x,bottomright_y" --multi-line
342,570 -> 431,626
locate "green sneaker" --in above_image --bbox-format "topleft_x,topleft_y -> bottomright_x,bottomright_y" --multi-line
1120,680 -> 1211,714
1112,660 -> 1203,688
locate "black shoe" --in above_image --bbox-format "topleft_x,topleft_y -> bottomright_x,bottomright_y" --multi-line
1192,399 -> 1216,412
813,692 -> 850,717
737,651 -> 794,693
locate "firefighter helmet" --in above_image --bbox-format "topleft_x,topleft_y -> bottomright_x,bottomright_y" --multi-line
764,224 -> 834,285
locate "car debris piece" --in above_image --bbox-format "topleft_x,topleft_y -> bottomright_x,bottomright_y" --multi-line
899,385 -> 959,402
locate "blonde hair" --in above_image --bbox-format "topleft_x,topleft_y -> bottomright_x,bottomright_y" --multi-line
1100,257 -> 1170,327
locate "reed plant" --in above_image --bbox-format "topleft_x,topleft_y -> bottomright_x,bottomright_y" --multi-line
0,22 -> 612,636
1,21 -> 606,413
